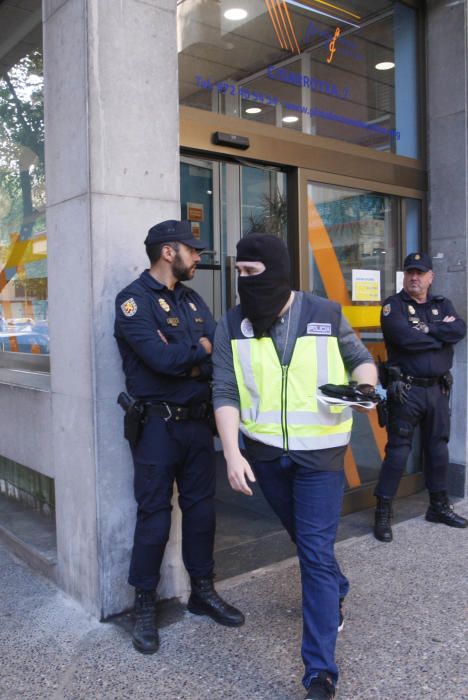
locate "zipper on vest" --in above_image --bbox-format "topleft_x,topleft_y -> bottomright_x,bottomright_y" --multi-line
281,364 -> 289,451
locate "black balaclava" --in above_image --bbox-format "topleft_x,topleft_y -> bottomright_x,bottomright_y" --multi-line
236,234 -> 292,338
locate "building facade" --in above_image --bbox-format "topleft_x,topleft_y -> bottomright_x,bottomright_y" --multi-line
0,0 -> 466,618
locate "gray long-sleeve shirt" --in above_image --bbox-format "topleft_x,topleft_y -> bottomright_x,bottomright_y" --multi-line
212,291 -> 374,469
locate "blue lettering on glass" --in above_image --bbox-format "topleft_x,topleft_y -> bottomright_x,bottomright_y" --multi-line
194,74 -> 400,141
267,65 -> 349,100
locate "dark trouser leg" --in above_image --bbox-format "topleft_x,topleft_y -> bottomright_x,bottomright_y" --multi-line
295,468 -> 346,688
421,385 -> 450,493
374,391 -> 423,499
253,456 -> 349,600
128,417 -> 177,590
179,421 -> 244,626
175,420 -> 216,579
252,456 -> 346,687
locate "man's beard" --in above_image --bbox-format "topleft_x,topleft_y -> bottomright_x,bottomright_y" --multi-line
172,252 -> 195,281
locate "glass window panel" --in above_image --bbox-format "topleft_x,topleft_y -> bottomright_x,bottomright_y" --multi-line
0,39 -> 47,360
307,181 -> 421,486
178,1 -> 420,154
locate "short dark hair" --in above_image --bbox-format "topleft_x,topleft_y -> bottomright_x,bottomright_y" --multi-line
146,240 -> 179,264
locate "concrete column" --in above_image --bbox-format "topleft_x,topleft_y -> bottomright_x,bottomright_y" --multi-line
43,0 -> 186,617
426,0 -> 468,497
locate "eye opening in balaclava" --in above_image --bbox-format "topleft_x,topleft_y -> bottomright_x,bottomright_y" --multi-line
236,233 -> 291,338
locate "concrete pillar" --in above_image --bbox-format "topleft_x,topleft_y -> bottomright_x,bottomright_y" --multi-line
426,0 -> 468,497
43,0 -> 186,617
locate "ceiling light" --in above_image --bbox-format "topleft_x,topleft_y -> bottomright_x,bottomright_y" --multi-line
224,8 -> 248,21
375,61 -> 395,71
245,107 -> 262,114
282,116 -> 299,123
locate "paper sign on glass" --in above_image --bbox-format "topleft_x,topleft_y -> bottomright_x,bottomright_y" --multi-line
396,271 -> 404,293
351,269 -> 381,302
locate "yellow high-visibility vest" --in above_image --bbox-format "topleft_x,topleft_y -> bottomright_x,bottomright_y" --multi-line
229,304 -> 353,451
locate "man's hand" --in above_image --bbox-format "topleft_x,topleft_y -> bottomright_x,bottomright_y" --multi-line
443,315 -> 455,323
199,336 -> 212,354
226,453 -> 256,496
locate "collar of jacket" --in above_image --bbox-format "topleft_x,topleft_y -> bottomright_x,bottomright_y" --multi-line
399,289 -> 434,305
139,269 -> 189,297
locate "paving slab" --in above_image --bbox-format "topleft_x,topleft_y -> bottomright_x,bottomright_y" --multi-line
0,501 -> 466,700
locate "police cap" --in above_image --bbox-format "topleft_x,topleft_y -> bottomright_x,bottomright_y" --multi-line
144,220 -> 205,250
403,252 -> 432,272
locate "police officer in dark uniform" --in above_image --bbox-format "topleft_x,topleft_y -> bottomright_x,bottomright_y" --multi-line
114,220 -> 244,654
374,252 -> 468,542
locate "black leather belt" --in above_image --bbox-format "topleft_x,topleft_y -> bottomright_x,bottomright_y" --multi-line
145,402 -> 209,421
402,375 -> 441,387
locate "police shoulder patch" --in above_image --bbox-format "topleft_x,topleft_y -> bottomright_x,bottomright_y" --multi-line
121,298 -> 138,317
382,303 -> 391,317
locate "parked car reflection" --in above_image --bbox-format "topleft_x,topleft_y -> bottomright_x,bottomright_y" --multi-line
0,317 -> 49,353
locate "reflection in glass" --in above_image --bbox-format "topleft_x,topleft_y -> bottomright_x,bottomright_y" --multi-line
0,48 -> 47,356
307,181 -> 421,486
178,1 -> 419,153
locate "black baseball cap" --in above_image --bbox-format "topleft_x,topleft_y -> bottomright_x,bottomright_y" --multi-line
144,220 -> 205,250
403,252 -> 432,272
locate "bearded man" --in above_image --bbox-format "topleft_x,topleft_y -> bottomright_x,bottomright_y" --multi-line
115,220 -> 244,655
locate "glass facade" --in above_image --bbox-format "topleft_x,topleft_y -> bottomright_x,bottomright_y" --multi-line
306,181 -> 422,486
0,40 -> 47,361
178,1 -> 420,155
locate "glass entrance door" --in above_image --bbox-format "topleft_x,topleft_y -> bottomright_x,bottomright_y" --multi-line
180,155 -> 288,318
303,177 -> 424,501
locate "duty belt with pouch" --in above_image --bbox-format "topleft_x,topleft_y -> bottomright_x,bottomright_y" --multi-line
145,401 -> 210,421
117,392 -> 147,449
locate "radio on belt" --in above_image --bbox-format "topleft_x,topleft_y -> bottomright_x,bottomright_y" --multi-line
212,131 -> 250,150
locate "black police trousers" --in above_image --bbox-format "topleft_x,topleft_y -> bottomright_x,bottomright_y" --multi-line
375,383 -> 450,499
128,414 -> 216,590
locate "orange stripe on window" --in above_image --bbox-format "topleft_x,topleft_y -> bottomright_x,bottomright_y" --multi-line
281,1 -> 301,53
344,446 -> 361,488
367,409 -> 386,460
307,198 -> 351,305
264,0 -> 286,49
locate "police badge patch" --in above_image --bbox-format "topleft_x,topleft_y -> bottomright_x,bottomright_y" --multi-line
158,298 -> 170,313
382,303 -> 391,316
189,302 -> 197,311
121,298 -> 138,317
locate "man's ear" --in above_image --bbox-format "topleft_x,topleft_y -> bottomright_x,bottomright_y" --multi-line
161,243 -> 174,262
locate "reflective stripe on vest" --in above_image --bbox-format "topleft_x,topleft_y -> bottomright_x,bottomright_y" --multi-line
231,335 -> 352,450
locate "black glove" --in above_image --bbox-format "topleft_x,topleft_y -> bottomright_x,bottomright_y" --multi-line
319,382 -> 379,404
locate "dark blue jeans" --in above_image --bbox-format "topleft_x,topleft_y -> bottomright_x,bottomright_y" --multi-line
252,455 -> 348,687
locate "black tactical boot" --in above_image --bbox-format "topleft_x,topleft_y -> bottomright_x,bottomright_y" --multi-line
426,492 -> 468,528
132,589 -> 159,654
373,496 -> 393,542
188,576 -> 245,627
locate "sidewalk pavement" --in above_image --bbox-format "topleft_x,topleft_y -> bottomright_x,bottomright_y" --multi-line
1,501 -> 466,700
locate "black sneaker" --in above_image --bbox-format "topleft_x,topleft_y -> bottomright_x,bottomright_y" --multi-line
305,672 -> 336,699
338,598 -> 344,632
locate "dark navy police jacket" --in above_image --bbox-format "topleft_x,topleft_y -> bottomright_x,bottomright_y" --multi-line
114,270 -> 216,404
381,290 -> 466,378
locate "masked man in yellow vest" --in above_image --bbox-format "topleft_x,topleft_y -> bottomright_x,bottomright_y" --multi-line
212,234 -> 377,700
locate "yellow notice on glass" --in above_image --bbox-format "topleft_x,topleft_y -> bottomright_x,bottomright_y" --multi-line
351,269 -> 381,302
